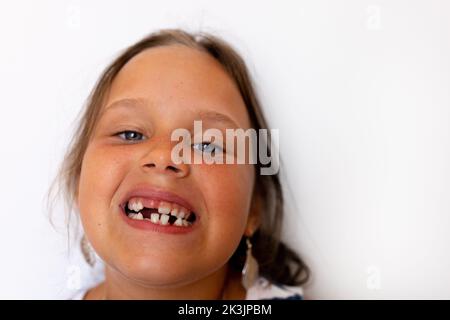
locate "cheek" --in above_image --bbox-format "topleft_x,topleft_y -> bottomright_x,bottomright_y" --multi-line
77,144 -> 130,238
196,162 -> 254,250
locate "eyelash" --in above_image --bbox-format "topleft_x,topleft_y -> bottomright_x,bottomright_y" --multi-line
115,130 -> 223,154
115,130 -> 146,142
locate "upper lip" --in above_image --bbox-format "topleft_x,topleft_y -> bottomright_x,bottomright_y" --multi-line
119,185 -> 197,214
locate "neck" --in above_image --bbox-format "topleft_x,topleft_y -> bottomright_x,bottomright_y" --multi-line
94,264 -> 234,300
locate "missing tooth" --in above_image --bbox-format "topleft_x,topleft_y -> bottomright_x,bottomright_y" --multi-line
124,201 -> 196,226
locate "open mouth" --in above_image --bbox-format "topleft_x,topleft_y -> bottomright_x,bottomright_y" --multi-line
122,197 -> 197,228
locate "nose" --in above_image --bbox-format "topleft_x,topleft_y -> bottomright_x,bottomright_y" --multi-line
140,137 -> 189,178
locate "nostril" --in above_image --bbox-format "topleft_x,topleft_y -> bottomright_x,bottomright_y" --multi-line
167,165 -> 181,173
142,163 -> 182,173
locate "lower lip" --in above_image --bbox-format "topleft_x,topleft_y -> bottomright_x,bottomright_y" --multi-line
119,206 -> 198,234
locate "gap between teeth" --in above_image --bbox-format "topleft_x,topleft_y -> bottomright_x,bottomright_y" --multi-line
128,212 -> 190,227
127,198 -> 189,219
126,198 -> 193,227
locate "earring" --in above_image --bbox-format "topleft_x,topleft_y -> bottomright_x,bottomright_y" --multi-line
80,234 -> 96,267
241,237 -> 259,290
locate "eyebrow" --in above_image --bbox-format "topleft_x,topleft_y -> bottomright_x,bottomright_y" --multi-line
101,98 -> 241,128
195,110 -> 240,129
100,98 -> 147,116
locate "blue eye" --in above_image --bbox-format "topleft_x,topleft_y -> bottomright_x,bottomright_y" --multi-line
116,130 -> 145,142
192,142 -> 222,155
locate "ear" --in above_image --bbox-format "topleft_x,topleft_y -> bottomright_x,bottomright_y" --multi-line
244,189 -> 262,237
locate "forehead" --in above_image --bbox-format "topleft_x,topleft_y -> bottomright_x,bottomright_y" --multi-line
105,44 -> 251,128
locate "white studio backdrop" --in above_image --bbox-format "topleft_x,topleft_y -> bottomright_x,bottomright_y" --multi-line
0,0 -> 449,299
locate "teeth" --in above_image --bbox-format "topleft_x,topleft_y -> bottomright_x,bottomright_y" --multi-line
135,200 -> 144,211
150,213 -> 160,224
174,217 -> 183,226
160,214 -> 170,225
125,198 -> 195,227
133,212 -> 143,220
170,207 -> 179,217
178,208 -> 187,219
127,211 -> 194,227
128,199 -> 143,212
158,202 -> 171,214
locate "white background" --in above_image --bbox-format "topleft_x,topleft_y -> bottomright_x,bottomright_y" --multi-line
0,0 -> 449,299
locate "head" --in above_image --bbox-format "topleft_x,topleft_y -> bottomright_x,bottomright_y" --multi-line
52,29 -> 309,287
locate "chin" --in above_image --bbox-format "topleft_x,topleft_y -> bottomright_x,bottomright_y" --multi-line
109,251 -> 204,287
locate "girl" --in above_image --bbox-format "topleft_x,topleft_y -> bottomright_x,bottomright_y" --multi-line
53,28 -> 309,300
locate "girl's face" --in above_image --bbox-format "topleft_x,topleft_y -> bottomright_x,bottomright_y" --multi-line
77,45 -> 257,287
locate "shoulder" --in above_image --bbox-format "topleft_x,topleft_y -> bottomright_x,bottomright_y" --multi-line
245,277 -> 304,300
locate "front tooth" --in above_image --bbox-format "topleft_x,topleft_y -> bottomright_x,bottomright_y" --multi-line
133,212 -> 143,220
182,220 -> 189,227
128,213 -> 136,219
150,213 -> 160,224
158,202 -> 171,214
160,214 -> 170,225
